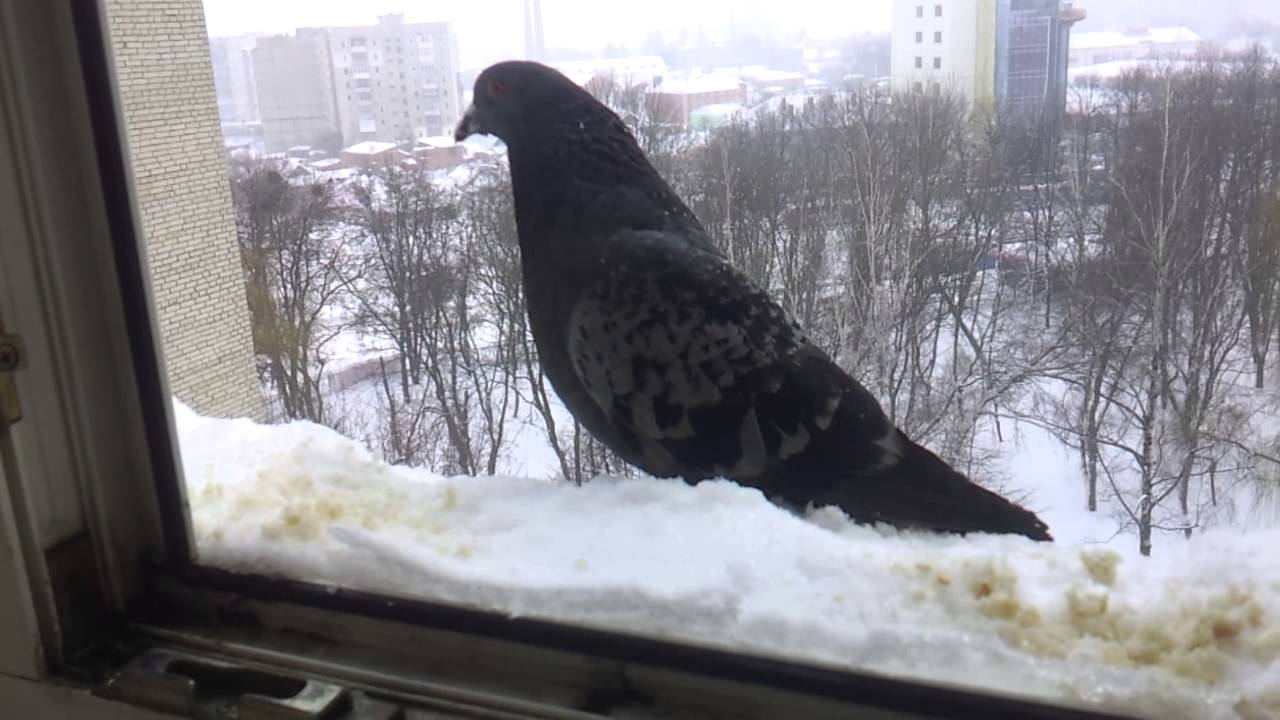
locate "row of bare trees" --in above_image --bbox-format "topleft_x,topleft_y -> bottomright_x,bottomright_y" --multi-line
232,54 -> 1280,554
1022,56 -> 1280,553
677,91 -> 1059,498
232,156 -> 631,481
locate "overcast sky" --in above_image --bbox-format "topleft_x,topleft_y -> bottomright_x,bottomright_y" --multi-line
202,0 -> 1280,70
201,0 -> 894,67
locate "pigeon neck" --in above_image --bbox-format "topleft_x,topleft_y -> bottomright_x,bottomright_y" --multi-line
508,117 -> 663,223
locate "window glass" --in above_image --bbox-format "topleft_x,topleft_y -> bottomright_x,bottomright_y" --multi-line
105,1 -> 1280,717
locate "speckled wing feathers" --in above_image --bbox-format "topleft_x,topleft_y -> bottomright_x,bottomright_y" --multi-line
566,230 -> 863,481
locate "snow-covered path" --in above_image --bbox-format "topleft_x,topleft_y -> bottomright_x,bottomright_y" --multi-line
176,402 -> 1280,720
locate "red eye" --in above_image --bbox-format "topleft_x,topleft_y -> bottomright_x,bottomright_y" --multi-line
490,79 -> 507,96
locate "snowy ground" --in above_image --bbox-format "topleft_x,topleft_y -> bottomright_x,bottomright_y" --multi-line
176,400 -> 1280,720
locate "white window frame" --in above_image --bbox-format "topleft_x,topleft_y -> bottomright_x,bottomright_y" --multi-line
0,2 -> 1110,718
1,0 -> 172,673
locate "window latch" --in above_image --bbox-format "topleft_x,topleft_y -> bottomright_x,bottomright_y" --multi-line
99,648 -> 403,719
0,332 -> 24,435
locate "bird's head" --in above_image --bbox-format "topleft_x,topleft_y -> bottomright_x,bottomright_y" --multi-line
454,61 -> 584,147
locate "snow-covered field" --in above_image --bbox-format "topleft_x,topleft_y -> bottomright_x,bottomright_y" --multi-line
176,400 -> 1280,720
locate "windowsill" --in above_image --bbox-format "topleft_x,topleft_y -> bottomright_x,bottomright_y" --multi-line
113,564 -> 1120,720
169,404 -> 1280,720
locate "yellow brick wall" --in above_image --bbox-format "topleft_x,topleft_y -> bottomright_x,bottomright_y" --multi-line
104,0 -> 264,420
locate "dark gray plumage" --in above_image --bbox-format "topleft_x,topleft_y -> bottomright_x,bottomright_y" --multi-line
455,61 -> 1052,541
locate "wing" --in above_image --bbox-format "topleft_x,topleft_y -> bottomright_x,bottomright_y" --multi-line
566,230 -> 895,482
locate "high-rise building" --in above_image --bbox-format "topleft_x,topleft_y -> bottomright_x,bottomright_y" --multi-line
328,14 -> 463,144
891,0 -> 1082,121
891,1 -> 999,106
209,34 -> 261,125
252,29 -> 342,152
995,1 -> 1086,121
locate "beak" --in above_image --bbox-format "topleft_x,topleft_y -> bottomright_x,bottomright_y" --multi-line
454,104 -> 481,142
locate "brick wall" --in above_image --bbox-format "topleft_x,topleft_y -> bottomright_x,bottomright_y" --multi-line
104,0 -> 265,420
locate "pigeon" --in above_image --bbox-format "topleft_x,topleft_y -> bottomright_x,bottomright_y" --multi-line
455,61 -> 1052,541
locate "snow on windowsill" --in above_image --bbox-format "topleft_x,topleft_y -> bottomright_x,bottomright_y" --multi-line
175,401 -> 1280,720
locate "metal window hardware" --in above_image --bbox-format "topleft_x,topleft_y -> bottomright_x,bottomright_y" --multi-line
0,332 -> 24,433
99,648 -> 403,719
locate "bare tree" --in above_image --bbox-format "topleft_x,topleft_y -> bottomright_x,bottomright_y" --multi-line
234,163 -> 350,423
461,165 -> 576,479
1078,66 -> 1254,554
348,163 -> 455,401
1220,51 -> 1280,388
373,355 -> 440,466
344,162 -> 524,475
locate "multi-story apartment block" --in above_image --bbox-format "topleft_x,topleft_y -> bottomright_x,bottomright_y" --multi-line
252,28 -> 342,152
222,15 -> 461,151
328,14 -> 462,144
892,0 -> 999,106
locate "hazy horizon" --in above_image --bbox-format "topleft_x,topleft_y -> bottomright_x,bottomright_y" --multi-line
201,0 -> 893,68
202,0 -> 1280,69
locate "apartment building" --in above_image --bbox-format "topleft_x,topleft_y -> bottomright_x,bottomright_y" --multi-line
892,1 -> 999,105
252,28 -> 341,152
328,14 -> 462,145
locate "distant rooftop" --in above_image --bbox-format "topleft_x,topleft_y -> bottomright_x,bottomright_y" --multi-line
415,134 -> 456,148
342,140 -> 397,155
1068,58 -> 1201,82
650,75 -> 744,95
553,55 -> 667,81
738,66 -> 805,84
1072,27 -> 1201,51
690,102 -> 746,118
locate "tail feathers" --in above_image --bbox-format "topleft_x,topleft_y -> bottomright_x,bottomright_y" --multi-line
818,439 -> 1053,542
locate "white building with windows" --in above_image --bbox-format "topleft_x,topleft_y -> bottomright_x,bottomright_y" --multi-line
328,14 -> 462,145
890,0 -> 997,106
